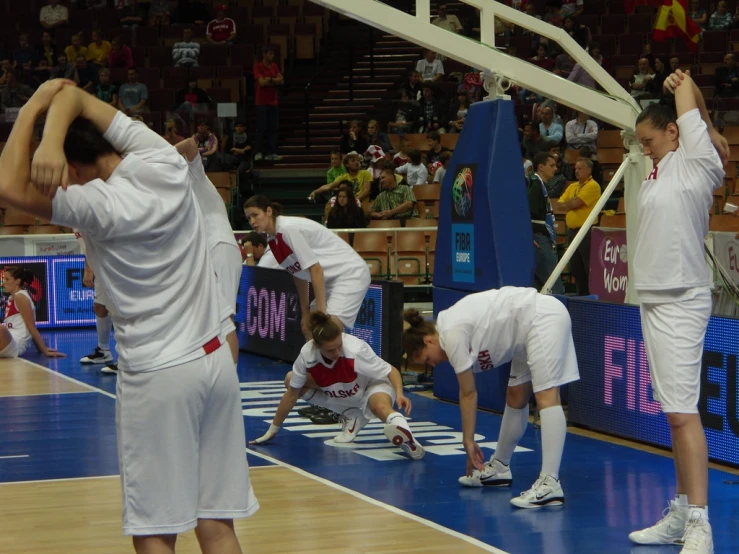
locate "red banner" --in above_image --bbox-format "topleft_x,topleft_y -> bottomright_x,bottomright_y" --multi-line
588,228 -> 629,303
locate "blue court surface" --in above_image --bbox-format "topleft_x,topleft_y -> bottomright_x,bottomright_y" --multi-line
2,330 -> 738,554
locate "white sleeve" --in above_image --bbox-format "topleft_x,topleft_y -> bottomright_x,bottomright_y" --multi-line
103,111 -> 174,157
281,226 -> 320,273
290,353 -> 309,389
353,340 -> 392,379
257,249 -> 281,269
418,165 -> 429,183
443,329 -> 475,374
435,60 -> 445,75
396,164 -> 409,175
51,182 -> 117,236
415,60 -> 424,73
676,108 -> 724,188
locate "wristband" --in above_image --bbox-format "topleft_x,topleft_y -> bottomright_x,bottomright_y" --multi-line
268,424 -> 281,434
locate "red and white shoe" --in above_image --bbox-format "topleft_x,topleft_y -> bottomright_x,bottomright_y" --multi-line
383,423 -> 425,460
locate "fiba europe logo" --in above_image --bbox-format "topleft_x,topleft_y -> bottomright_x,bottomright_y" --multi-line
452,167 -> 473,217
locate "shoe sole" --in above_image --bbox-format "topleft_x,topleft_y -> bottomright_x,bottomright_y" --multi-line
384,425 -> 425,460
459,476 -> 513,488
80,358 -> 113,364
510,496 -> 565,509
100,368 -> 118,374
628,534 -> 684,546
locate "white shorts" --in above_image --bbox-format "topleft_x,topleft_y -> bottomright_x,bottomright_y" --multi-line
212,242 -> 243,323
508,295 -> 580,393
305,379 -> 395,420
311,267 -> 372,330
116,343 -> 259,536
640,289 -> 712,414
93,282 -> 109,309
0,333 -> 22,358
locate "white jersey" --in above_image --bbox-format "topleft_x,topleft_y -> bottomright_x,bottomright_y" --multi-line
2,290 -> 33,350
51,112 -> 223,372
290,333 -> 391,398
267,216 -> 369,284
257,247 -> 280,269
436,287 -> 539,374
633,108 -> 725,302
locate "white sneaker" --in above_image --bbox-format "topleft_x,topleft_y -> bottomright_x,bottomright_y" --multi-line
680,517 -> 713,554
254,153 -> 264,161
383,422 -> 425,460
458,458 -> 513,487
80,347 -> 113,364
100,363 -> 118,375
629,501 -> 687,545
333,409 -> 369,443
510,475 -> 564,508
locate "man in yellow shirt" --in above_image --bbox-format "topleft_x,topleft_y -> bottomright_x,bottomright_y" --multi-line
64,34 -> 87,64
87,30 -> 112,67
557,157 -> 601,296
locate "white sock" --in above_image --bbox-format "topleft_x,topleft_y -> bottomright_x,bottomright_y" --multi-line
539,405 -> 567,481
675,494 -> 689,508
96,315 -> 112,351
385,411 -> 409,429
688,505 -> 709,522
491,404 -> 529,466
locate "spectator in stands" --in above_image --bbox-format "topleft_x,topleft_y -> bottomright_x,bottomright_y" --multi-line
403,70 -> 424,101
518,85 -> 543,105
370,168 -> 419,222
579,146 -> 603,187
117,68 -> 149,115
1,72 -> 32,111
65,34 -> 87,64
162,118 -> 184,145
528,152 -> 564,294
557,157 -> 600,296
31,59 -> 51,88
396,148 -> 428,186
242,232 -> 274,267
194,120 -> 218,169
388,89 -> 419,134
149,0 -> 172,27
177,0 -> 210,25
366,120 -> 392,153
416,50 -> 444,82
393,136 -> 411,167
173,27 -> 200,67
670,56 -> 680,72
565,111 -> 598,152
690,0 -> 708,31
553,52 -> 575,79
714,53 -> 739,98
340,120 -> 368,155
36,31 -> 58,68
530,45 -> 555,71
73,53 -> 96,93
0,58 -> 16,88
95,68 -> 118,107
221,120 -> 253,190
522,121 -> 548,160
327,151 -> 347,184
310,152 -> 373,202
50,53 -> 73,80
326,185 -> 367,231
432,4 -> 463,33
560,0 -> 584,19
545,145 -> 574,197
563,16 -> 590,49
544,3 -> 564,27
522,145 -> 534,178
426,131 -> 450,165
709,1 -> 732,30
418,85 -> 446,133
253,45 -> 283,162
87,30 -> 111,67
448,91 -> 470,133
207,4 -> 236,44
568,51 -> 598,89
117,0 -> 145,28
109,36 -> 134,69
39,0 -> 68,30
539,106 -> 563,147
647,56 -> 669,99
433,150 -> 452,183
14,34 -> 36,72
176,78 -> 211,115
630,57 -> 655,99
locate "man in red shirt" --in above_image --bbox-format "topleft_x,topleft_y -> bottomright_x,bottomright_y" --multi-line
253,45 -> 283,162
206,4 -> 236,44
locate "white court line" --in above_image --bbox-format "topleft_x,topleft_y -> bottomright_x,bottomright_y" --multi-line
245,448 -> 509,554
17,359 -> 116,400
0,455 -> 29,460
1,390 -> 98,398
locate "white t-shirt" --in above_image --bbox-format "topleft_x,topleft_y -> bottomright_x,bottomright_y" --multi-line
290,333 -> 391,398
397,162 -> 429,186
633,108 -> 725,302
257,247 -> 280,269
436,287 -> 539,374
560,0 -> 583,17
267,216 -> 369,284
2,289 -> 33,351
434,166 -> 447,184
51,112 -> 223,372
416,58 -> 444,81
187,155 -> 239,250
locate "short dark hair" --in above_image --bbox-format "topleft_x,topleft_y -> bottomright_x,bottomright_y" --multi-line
635,102 -> 677,131
262,45 -> 274,56
426,130 -> 441,143
244,194 -> 284,218
533,152 -> 554,172
243,231 -> 267,248
408,148 -> 422,165
63,117 -> 117,166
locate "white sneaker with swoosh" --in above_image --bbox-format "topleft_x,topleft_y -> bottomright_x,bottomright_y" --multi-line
510,475 -> 564,509
334,409 -> 370,443
458,458 -> 513,487
629,501 -> 688,545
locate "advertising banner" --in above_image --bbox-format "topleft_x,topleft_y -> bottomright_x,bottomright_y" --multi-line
589,228 -> 628,303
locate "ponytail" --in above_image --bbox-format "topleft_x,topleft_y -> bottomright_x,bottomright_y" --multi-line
402,308 -> 437,360
3,266 -> 35,294
309,310 -> 342,345
243,194 -> 283,218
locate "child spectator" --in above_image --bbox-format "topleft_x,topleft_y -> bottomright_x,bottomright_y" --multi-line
326,151 -> 347,184
426,131 -> 450,165
396,149 -> 429,186
393,136 -> 411,168
194,120 -> 218,169
95,68 -> 118,107
433,150 -> 453,183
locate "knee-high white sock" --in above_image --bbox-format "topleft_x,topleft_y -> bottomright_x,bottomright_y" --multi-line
96,315 -> 112,351
385,411 -> 409,429
491,405 -> 529,466
539,405 -> 567,480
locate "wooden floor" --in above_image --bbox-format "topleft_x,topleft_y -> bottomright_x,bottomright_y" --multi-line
0,467 -> 493,554
0,358 -> 90,397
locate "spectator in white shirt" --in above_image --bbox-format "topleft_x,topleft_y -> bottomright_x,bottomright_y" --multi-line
172,27 -> 200,67
630,57 -> 655,99
565,111 -> 598,152
416,50 -> 444,82
433,150 -> 452,183
40,0 -> 68,29
432,4 -> 463,33
396,148 -> 429,186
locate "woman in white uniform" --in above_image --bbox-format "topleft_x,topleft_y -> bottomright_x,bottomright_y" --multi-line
250,311 -> 424,460
403,286 -> 579,508
244,195 -> 371,339
627,70 -> 729,554
0,266 -> 64,358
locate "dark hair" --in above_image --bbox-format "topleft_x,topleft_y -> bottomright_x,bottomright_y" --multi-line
243,231 -> 267,248
4,266 -> 33,288
330,150 -> 342,158
63,117 -> 118,166
529,120 -> 542,135
635,102 -> 677,131
579,145 -> 594,158
408,148 -> 422,165
426,130 -> 441,143
533,152 -> 554,172
329,185 -> 362,219
309,311 -> 342,345
234,120 -> 247,127
589,42 -> 600,52
262,45 -> 274,56
439,150 -> 452,164
380,167 -> 396,178
243,194 -> 284,218
403,309 -> 437,360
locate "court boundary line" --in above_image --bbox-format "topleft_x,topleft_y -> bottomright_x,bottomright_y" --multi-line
15,358 -> 116,399
246,447 -> 509,554
0,390 -> 98,398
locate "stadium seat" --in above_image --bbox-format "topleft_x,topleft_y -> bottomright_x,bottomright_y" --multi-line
201,43 -> 229,67
134,26 -> 159,48
148,45 -> 172,68
702,31 -> 727,53
353,232 -> 390,279
0,226 -> 26,235
147,88 -> 176,113
368,219 -> 401,228
709,214 -> 739,232
599,214 -> 626,228
252,5 -> 274,28
627,14 -> 652,34
28,225 -> 62,234
206,88 -> 233,103
239,24 -> 266,46
207,173 -> 232,189
3,207 -> 36,226
413,185 -> 441,220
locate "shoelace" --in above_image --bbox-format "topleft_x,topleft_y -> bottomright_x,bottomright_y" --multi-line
521,477 -> 544,497
681,519 -> 707,549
